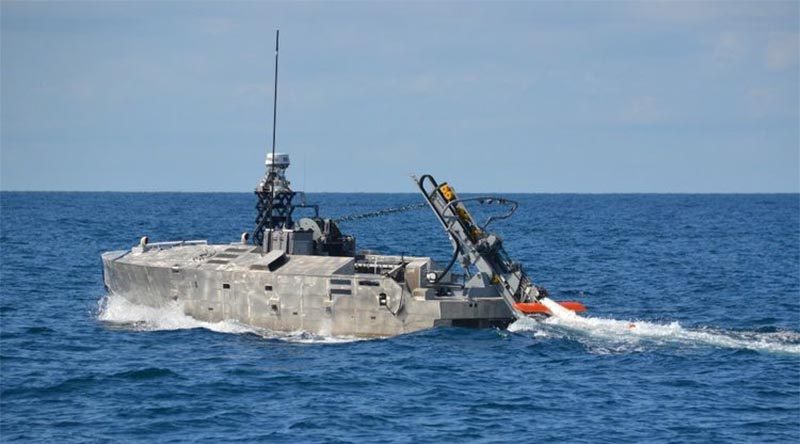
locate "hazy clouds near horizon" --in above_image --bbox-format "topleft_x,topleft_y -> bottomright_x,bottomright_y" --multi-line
1,1 -> 798,193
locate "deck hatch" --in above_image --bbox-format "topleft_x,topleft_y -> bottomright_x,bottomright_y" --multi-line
330,279 -> 351,286
256,250 -> 289,272
330,289 -> 351,295
268,255 -> 289,271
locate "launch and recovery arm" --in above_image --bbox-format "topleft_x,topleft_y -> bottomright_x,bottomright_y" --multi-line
413,174 -> 587,318
413,175 -> 549,318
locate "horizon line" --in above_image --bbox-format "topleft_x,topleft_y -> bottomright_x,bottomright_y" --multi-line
1,189 -> 798,195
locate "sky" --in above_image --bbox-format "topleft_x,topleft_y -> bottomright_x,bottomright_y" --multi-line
1,1 -> 798,193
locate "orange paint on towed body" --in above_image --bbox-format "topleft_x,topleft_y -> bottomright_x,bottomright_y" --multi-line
514,301 -> 587,314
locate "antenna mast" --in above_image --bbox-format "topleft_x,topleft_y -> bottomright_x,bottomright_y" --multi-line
270,29 -> 279,174
253,29 -> 294,247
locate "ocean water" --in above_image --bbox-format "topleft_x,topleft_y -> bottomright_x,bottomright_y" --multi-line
1,191 -> 798,443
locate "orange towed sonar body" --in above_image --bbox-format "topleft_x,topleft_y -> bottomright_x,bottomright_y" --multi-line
514,301 -> 587,315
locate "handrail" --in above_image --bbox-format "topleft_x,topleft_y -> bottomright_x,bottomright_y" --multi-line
139,240 -> 208,252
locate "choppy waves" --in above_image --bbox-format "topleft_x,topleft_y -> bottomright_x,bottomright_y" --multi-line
4,192 -> 798,443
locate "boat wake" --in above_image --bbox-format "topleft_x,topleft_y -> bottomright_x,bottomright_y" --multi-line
509,297 -> 800,355
97,294 -> 800,353
96,294 -> 364,344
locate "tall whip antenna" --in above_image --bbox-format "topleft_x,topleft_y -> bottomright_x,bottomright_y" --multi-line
270,29 -> 280,175
267,29 -> 280,231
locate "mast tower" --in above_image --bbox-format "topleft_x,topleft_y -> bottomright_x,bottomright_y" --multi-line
253,29 -> 297,247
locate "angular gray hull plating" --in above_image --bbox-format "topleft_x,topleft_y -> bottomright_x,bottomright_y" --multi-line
102,242 -> 514,338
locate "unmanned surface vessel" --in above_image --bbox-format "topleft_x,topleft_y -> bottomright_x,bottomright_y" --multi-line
100,154 -> 584,337
100,31 -> 585,337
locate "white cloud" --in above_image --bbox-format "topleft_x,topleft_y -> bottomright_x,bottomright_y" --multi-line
712,32 -> 749,66
195,17 -> 237,35
628,1 -> 723,23
764,32 -> 799,71
408,73 -> 441,95
747,87 -> 778,116
619,95 -> 663,125
626,0 -> 791,26
233,82 -> 271,98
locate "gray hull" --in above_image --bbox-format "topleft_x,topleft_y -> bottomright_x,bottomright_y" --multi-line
102,242 -> 513,338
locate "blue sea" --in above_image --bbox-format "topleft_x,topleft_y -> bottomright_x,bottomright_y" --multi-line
1,192 -> 799,443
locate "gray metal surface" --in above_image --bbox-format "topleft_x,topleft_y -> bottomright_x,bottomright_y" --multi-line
102,242 -> 514,338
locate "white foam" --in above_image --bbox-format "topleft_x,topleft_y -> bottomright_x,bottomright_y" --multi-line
97,294 -> 365,344
509,297 -> 800,355
98,294 -> 800,353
